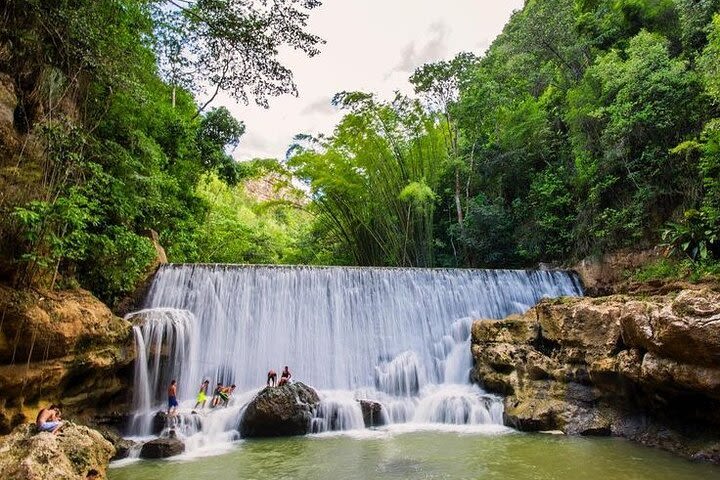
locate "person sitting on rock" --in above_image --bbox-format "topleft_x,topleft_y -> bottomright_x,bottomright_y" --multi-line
211,382 -> 224,407
267,369 -> 277,387
167,380 -> 179,416
278,366 -> 292,386
35,404 -> 63,435
194,379 -> 210,410
219,384 -> 236,407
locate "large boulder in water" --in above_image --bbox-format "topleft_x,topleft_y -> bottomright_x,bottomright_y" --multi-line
139,437 -> 185,459
240,382 -> 320,438
0,423 -> 114,480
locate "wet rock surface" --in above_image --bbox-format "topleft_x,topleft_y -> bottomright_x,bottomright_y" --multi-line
358,399 -> 385,428
472,287 -> 720,463
0,423 -> 114,480
139,436 -> 185,459
240,382 -> 320,438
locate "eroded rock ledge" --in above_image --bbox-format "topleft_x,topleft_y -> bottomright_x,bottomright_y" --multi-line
472,287 -> 720,463
0,285 -> 134,433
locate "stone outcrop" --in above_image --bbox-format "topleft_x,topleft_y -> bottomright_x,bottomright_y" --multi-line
150,410 -> 202,436
573,249 -> 720,296
0,423 -> 114,480
472,287 -> 720,462
573,250 -> 663,296
240,382 -> 320,438
139,436 -> 185,459
358,399 -> 385,428
0,286 -> 134,433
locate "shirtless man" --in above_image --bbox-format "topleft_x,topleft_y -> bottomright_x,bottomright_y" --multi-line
167,380 -> 179,416
219,384 -> 236,407
36,404 -> 63,434
278,366 -> 292,386
267,369 -> 277,387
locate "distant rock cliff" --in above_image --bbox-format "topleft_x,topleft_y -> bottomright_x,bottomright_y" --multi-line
471,287 -> 720,463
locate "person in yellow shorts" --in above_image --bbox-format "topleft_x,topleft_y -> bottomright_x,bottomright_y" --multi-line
194,379 -> 210,409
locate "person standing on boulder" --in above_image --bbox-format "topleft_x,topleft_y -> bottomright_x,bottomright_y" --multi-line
267,369 -> 277,387
35,404 -> 63,434
167,380 -> 179,416
278,366 -> 292,386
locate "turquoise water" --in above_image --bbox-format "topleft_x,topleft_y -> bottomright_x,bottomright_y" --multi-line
109,430 -> 720,480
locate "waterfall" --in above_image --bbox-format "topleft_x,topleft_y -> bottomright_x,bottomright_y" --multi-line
128,265 -> 582,444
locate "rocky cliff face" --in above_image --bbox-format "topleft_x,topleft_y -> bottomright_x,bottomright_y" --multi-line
0,285 -> 134,433
472,287 -> 720,462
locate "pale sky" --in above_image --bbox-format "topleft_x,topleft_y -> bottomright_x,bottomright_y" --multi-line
217,1 -> 524,161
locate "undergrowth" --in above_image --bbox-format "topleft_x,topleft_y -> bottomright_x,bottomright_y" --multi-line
630,258 -> 720,283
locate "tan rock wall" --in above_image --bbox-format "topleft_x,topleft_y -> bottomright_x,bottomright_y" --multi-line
0,286 -> 134,433
472,287 -> 720,462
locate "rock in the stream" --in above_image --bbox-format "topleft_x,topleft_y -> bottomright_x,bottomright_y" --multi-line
240,382 -> 320,438
152,411 -> 168,435
151,410 -> 202,436
92,425 -> 137,460
358,399 -> 385,427
139,437 -> 185,459
0,423 -> 114,480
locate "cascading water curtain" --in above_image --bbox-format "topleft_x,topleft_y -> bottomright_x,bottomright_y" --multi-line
131,265 -> 582,433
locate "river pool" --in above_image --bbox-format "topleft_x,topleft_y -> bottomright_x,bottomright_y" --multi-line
109,428 -> 720,480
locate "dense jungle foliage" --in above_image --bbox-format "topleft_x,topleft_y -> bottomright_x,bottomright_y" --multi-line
0,0 -> 322,304
1,0 -> 719,305
292,0 -> 720,269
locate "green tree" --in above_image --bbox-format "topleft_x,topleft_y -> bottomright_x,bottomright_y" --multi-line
153,0 -> 324,112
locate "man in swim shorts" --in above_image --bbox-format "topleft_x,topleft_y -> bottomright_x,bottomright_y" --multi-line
219,384 -> 236,407
167,380 -> 179,415
267,369 -> 277,387
36,404 -> 63,434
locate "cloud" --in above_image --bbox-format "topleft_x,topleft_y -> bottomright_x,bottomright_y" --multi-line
239,132 -> 272,152
392,22 -> 449,74
300,96 -> 336,115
